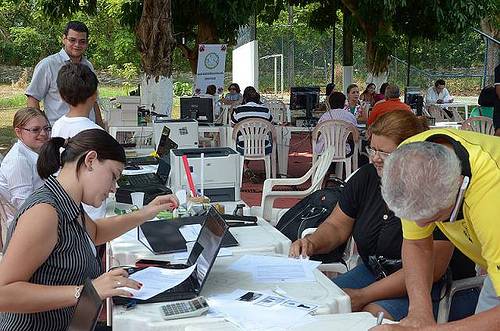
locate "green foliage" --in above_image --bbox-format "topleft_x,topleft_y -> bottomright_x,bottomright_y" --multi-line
173,82 -> 192,97
107,62 -> 139,93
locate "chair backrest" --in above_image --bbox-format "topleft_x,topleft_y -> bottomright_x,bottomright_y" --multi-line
217,104 -> 232,125
264,99 -> 287,124
461,116 -> 495,135
312,120 -> 360,163
232,118 -> 277,158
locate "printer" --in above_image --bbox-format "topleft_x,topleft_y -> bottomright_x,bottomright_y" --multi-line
153,119 -> 199,149
169,147 -> 241,202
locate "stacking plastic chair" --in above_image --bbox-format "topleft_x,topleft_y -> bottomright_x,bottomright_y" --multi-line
253,147 -> 336,224
437,275 -> 486,323
264,99 -> 288,125
312,120 -> 360,180
460,116 -> 495,135
216,104 -> 232,125
232,118 -> 277,184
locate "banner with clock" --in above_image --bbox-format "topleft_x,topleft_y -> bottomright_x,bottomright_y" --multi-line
194,44 -> 227,96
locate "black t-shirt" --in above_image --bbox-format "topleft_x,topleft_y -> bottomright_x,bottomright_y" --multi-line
338,164 -> 476,280
338,164 -> 402,264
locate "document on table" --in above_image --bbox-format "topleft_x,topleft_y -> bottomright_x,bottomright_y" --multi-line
179,224 -> 202,242
122,265 -> 196,300
229,255 -> 321,283
208,289 -> 316,330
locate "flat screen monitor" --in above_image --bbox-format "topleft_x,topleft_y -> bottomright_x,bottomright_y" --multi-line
180,97 -> 214,123
289,87 -> 320,111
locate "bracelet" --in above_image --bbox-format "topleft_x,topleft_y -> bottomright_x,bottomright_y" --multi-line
74,285 -> 83,300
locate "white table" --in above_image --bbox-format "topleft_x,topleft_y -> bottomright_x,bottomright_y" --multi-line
108,216 -> 292,266
427,102 -> 472,120
430,121 -> 462,129
112,255 -> 351,331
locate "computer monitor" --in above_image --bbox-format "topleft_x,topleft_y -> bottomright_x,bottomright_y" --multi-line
180,97 -> 214,123
290,87 -> 320,120
404,87 -> 424,116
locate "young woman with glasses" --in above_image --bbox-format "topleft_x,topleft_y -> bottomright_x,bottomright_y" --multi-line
0,108 -> 51,226
289,110 -> 478,322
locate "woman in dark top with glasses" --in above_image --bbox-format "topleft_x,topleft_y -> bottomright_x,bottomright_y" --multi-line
289,110 -> 478,322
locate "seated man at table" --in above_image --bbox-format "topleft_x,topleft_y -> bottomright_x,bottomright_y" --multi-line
231,86 -> 273,181
426,79 -> 454,105
367,84 -> 411,126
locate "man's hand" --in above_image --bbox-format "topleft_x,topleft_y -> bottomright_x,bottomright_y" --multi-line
399,310 -> 436,328
342,288 -> 368,312
370,325 -> 418,331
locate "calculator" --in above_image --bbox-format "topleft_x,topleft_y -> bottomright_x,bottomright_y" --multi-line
160,296 -> 209,320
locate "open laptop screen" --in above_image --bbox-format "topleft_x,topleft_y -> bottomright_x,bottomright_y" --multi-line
187,207 -> 228,290
67,278 -> 103,331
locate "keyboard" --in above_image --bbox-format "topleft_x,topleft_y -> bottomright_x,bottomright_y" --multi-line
127,156 -> 159,166
125,173 -> 160,186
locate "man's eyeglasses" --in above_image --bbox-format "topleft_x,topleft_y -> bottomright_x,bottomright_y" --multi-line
21,126 -> 52,135
65,37 -> 87,45
366,146 -> 391,160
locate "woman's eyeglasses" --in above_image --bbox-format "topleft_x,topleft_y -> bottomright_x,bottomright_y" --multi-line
366,146 -> 391,160
21,126 -> 52,135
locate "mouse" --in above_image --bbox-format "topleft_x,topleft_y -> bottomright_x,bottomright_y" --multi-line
124,164 -> 141,170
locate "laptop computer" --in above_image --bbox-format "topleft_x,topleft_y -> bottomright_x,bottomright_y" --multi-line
118,157 -> 171,187
67,278 -> 103,331
114,207 -> 229,305
127,126 -> 178,166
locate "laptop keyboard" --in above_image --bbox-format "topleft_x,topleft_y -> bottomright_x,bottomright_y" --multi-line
126,173 -> 159,186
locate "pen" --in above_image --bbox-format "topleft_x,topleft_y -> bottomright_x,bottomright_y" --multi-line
376,311 -> 384,325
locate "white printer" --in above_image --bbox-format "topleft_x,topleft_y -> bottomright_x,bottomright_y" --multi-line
153,119 -> 199,149
169,147 -> 241,202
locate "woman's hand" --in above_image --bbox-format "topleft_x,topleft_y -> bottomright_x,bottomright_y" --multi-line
289,237 -> 315,258
139,194 -> 179,220
91,268 -> 142,300
342,288 -> 368,312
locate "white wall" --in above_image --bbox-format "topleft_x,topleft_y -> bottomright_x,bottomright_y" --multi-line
232,40 -> 259,91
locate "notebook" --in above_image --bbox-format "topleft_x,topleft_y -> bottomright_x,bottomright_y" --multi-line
137,214 -> 238,254
118,157 -> 170,187
67,278 -> 103,331
115,207 -> 230,304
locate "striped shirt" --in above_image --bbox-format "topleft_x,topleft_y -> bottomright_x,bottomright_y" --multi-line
0,176 -> 102,331
230,102 -> 273,125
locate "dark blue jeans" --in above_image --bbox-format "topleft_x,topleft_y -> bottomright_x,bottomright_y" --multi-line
332,263 -> 479,321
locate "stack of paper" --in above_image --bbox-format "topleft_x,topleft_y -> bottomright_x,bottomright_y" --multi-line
229,255 -> 321,283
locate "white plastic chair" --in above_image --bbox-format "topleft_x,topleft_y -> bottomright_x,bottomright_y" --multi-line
312,120 -> 360,180
232,118 -> 277,182
436,275 -> 486,323
254,147 -> 336,223
264,99 -> 288,124
216,104 -> 232,125
460,116 -> 495,135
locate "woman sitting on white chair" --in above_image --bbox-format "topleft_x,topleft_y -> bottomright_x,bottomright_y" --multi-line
289,110 -> 478,322
0,108 -> 51,227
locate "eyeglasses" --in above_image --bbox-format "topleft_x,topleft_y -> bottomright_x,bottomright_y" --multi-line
21,126 -> 52,135
366,146 -> 391,160
65,37 -> 87,45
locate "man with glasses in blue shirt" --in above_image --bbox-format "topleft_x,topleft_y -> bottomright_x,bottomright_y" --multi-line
26,21 -> 103,127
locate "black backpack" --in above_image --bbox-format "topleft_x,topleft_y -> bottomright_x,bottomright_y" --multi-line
276,180 -> 347,264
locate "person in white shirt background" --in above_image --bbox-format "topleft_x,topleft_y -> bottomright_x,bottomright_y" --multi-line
25,20 -> 104,127
51,62 -> 104,221
0,108 -> 50,226
425,79 -> 454,105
